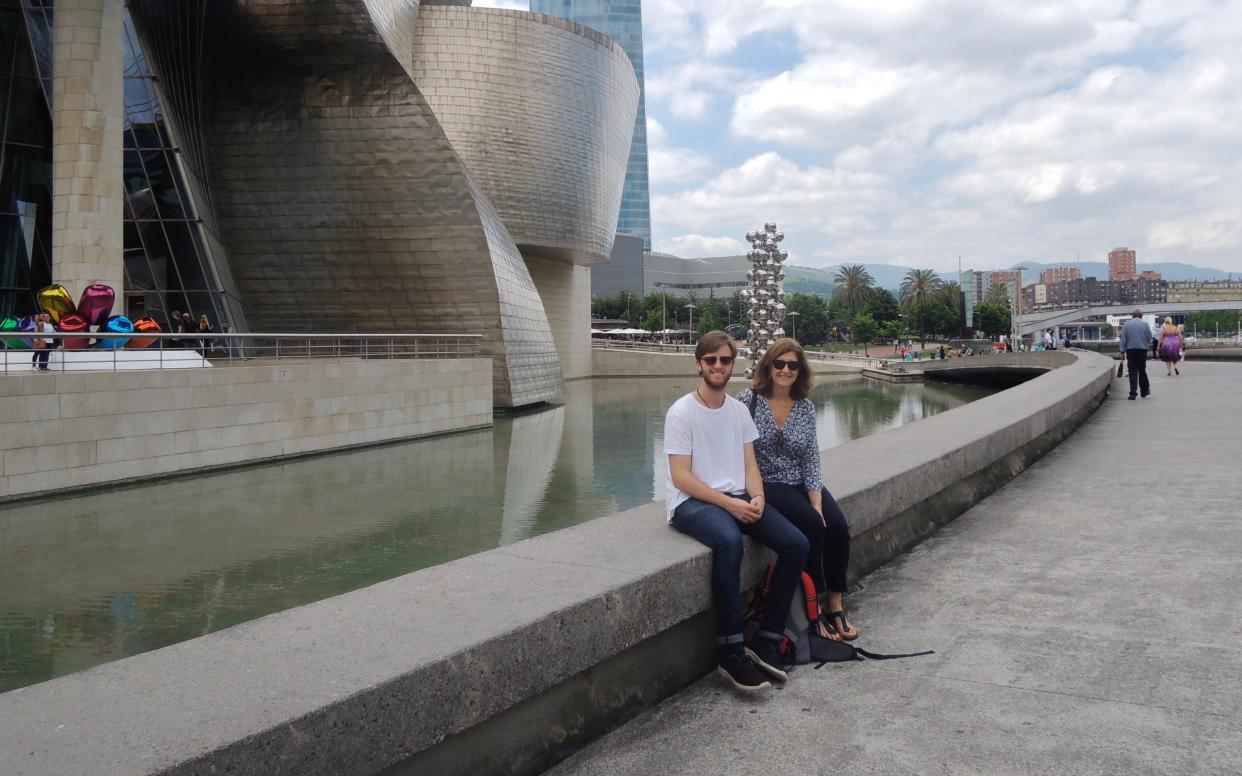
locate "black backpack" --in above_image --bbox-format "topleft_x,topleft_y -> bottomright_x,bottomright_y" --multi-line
742,563 -> 819,665
744,563 -> 935,667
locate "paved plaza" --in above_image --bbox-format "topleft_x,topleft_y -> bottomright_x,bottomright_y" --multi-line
550,361 -> 1242,775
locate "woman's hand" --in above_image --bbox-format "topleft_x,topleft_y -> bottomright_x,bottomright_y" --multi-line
809,490 -> 826,526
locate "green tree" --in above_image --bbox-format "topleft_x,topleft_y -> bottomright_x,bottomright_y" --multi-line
831,264 -> 875,316
984,282 -> 1011,306
863,287 -> 901,326
881,319 -> 905,342
785,292 -> 829,345
899,269 -> 944,345
1099,322 -> 1114,337
851,313 -> 879,356
899,269 -> 944,308
975,302 -> 1011,336
1185,309 -> 1240,336
924,301 -> 959,337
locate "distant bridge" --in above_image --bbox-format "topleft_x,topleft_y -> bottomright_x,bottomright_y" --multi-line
1016,300 -> 1242,335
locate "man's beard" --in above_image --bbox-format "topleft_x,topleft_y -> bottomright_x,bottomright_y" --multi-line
700,368 -> 731,390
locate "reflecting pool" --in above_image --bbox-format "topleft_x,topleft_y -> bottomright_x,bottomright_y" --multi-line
0,375 -> 991,692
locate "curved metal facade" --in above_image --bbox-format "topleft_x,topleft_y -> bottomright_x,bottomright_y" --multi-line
410,7 -> 640,266
193,0 -> 561,407
18,0 -> 635,407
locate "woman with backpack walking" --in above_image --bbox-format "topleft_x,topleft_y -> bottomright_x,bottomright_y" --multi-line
737,338 -> 859,642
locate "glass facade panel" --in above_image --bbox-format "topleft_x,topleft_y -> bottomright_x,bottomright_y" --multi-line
0,1 -> 231,329
530,0 -> 651,251
0,0 -> 52,318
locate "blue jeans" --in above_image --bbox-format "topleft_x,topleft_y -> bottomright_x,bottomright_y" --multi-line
671,494 -> 809,652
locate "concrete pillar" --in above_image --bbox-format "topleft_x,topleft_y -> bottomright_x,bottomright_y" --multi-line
525,256 -> 592,380
52,0 -> 125,301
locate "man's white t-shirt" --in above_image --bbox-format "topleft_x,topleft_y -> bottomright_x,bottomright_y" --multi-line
663,392 -> 759,522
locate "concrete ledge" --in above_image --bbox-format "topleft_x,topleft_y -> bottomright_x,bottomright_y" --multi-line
0,352 -> 1115,776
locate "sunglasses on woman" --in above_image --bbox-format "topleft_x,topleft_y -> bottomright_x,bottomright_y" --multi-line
700,355 -> 734,365
771,358 -> 801,372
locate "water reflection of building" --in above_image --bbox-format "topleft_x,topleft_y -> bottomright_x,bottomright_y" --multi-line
498,406 -> 565,546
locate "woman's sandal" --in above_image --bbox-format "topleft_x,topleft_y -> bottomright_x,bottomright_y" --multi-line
825,610 -> 859,641
815,614 -> 843,641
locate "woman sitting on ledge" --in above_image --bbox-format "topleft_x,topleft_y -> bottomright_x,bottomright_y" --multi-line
738,338 -> 859,641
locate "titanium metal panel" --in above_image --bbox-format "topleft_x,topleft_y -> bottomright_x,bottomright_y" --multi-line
530,0 -> 650,251
410,7 -> 639,266
197,0 -> 561,406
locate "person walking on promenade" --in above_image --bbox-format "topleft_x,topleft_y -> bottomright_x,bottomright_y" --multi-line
1158,317 -> 1183,376
738,338 -> 860,642
664,330 -> 809,693
1120,309 -> 1153,400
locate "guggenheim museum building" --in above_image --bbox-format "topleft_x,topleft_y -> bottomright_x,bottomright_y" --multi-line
0,0 -> 641,406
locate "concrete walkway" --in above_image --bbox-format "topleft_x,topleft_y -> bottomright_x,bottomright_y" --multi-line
550,361 -> 1242,776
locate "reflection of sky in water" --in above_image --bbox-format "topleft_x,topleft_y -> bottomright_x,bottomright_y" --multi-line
0,376 -> 990,693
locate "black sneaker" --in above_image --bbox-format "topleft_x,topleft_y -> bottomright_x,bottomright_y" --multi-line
717,651 -> 771,693
745,639 -> 789,683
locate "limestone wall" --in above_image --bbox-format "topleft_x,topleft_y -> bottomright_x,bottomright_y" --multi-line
0,358 -> 491,501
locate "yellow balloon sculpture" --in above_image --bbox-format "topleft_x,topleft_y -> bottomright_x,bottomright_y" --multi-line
37,284 -> 76,324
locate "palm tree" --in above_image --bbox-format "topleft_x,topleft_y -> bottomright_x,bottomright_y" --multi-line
939,280 -> 962,308
899,269 -> 942,305
832,264 -> 875,315
899,269 -> 943,346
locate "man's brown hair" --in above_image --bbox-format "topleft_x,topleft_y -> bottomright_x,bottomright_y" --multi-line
695,330 -> 736,361
752,337 -> 813,400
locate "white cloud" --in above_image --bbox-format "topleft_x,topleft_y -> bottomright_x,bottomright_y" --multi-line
647,119 -> 715,185
481,0 -> 1242,271
655,234 -> 749,258
639,0 -> 1242,271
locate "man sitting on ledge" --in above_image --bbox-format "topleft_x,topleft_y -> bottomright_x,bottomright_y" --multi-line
663,330 -> 809,693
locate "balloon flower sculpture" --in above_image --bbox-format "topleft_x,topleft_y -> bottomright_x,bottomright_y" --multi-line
0,284 -> 163,356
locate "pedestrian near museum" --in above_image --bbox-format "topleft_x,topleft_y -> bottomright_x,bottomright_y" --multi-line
30,313 -> 55,371
1119,310 -> 1153,400
664,330 -> 809,693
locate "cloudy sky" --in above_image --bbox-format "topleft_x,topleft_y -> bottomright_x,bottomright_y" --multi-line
477,1 -> 1242,273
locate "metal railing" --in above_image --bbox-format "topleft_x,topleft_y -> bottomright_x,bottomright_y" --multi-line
590,339 -> 897,369
1,332 -> 482,374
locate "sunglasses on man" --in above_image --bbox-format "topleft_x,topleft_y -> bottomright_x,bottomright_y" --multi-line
699,355 -> 734,366
771,358 -> 801,372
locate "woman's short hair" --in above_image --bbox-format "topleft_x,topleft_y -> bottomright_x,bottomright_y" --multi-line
752,338 -> 813,400
1164,316 -> 1174,325
695,330 -> 736,361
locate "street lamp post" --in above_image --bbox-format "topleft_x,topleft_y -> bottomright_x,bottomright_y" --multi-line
787,310 -> 801,342
684,304 -> 698,343
1009,264 -> 1027,349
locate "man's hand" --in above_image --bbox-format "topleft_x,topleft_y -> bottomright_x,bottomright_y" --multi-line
723,496 -> 763,524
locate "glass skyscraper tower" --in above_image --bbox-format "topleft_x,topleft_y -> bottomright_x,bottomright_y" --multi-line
530,0 -> 651,251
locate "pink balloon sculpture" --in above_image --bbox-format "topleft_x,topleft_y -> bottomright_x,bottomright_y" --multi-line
77,284 -> 115,327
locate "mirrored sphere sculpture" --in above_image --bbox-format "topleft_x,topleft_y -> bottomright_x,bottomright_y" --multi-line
744,221 -> 789,378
